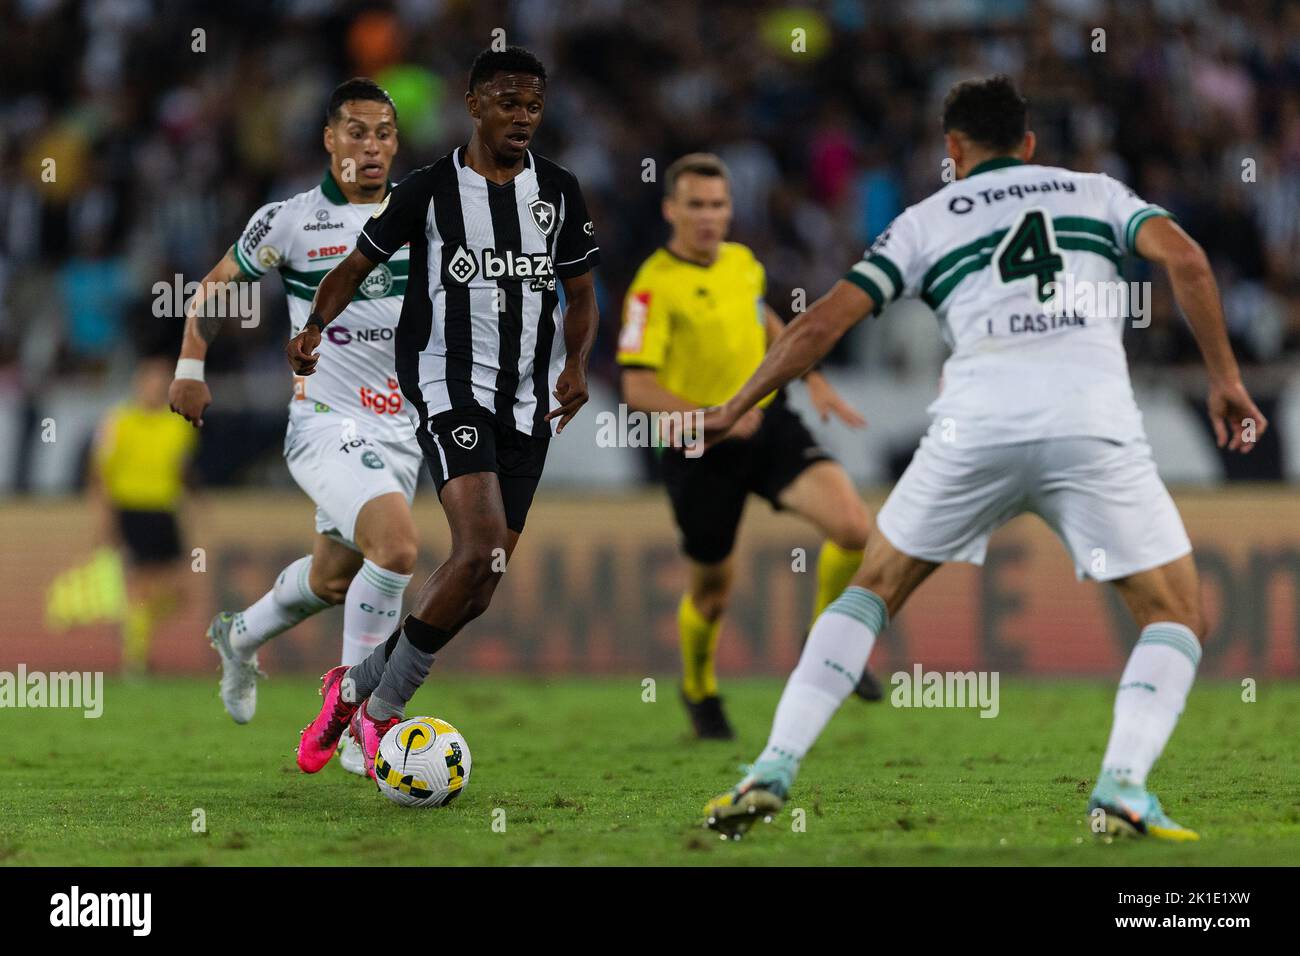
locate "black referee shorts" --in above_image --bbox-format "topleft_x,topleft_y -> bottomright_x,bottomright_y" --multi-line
418,406 -> 549,533
661,394 -> 833,564
115,509 -> 183,566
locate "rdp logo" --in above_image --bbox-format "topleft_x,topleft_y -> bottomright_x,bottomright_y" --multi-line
308,245 -> 349,258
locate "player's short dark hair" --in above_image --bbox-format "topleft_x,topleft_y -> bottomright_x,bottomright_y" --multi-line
326,78 -> 398,125
665,153 -> 730,196
941,75 -> 1027,152
468,46 -> 547,92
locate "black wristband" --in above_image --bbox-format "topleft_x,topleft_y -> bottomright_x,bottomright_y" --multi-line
305,313 -> 325,332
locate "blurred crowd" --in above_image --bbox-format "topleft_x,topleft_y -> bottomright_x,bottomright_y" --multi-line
2,0 -> 1298,481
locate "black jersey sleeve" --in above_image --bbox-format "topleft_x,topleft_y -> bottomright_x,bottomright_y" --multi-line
357,168 -> 433,263
554,172 -> 600,279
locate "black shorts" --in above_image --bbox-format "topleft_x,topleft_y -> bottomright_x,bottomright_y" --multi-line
417,406 -> 550,533
115,509 -> 182,566
661,394 -> 833,563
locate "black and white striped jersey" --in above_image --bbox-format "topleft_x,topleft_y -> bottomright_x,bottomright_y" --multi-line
356,147 -> 599,439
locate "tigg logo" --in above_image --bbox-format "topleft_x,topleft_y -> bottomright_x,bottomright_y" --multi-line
50,886 -> 151,936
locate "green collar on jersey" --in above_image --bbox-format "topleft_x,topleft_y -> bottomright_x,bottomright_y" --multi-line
320,170 -> 394,205
966,156 -> 1024,178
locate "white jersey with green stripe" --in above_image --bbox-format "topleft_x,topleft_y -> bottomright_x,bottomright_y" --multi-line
846,158 -> 1172,447
233,171 -> 415,444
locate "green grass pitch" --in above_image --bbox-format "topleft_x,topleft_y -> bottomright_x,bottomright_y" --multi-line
3,676 -> 1298,866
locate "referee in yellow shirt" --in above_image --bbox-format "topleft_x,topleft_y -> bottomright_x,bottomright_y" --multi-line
91,354 -> 198,674
618,154 -> 881,739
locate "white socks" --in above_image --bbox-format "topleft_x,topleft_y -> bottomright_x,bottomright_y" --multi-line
1100,622 -> 1201,787
341,559 -> 412,666
760,587 -> 887,765
228,555 -> 411,666
755,596 -> 1197,794
230,556 -> 330,657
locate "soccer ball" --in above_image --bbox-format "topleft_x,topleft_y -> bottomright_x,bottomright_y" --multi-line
374,716 -> 471,808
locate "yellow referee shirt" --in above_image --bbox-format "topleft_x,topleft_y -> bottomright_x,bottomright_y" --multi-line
95,404 -> 196,511
617,242 -> 775,408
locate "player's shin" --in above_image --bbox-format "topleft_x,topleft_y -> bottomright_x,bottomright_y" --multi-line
758,586 -> 887,781
121,603 -> 154,675
679,593 -> 721,702
1099,622 -> 1201,787
345,625 -> 401,703
341,559 -> 412,666
230,555 -> 330,657
368,615 -> 456,720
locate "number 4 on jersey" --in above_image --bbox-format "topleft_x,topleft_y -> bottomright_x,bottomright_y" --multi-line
995,208 -> 1063,302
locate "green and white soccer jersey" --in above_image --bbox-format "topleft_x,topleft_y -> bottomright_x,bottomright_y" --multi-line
847,158 -> 1172,448
234,171 -> 420,548
851,158 -> 1191,580
234,171 -> 415,445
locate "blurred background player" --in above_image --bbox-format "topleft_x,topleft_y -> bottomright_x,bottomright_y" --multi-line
619,153 -> 879,740
169,79 -> 420,775
91,352 -> 197,675
701,76 -> 1268,841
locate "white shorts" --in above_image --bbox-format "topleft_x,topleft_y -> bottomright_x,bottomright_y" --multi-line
876,430 -> 1192,582
284,417 -> 423,550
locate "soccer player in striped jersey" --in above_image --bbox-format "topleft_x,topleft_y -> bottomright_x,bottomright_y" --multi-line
699,76 -> 1267,840
619,153 -> 878,740
289,47 -> 601,781
169,79 -> 418,775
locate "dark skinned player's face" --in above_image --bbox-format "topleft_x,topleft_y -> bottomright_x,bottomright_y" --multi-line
467,72 -> 545,163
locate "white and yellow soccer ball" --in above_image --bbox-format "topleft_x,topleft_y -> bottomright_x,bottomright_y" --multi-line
374,717 -> 471,808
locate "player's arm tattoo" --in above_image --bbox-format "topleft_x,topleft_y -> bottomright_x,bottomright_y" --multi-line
187,247 -> 253,343
194,307 -> 224,344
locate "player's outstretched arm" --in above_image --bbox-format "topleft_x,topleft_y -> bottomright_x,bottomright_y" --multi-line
763,304 -> 866,428
543,271 -> 599,434
287,248 -> 377,376
1135,216 -> 1268,453
169,248 -> 248,427
699,280 -> 875,445
621,369 -> 698,415
622,367 -> 765,446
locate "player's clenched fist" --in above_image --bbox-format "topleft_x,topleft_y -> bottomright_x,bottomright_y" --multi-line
286,326 -> 321,375
168,378 -> 212,428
